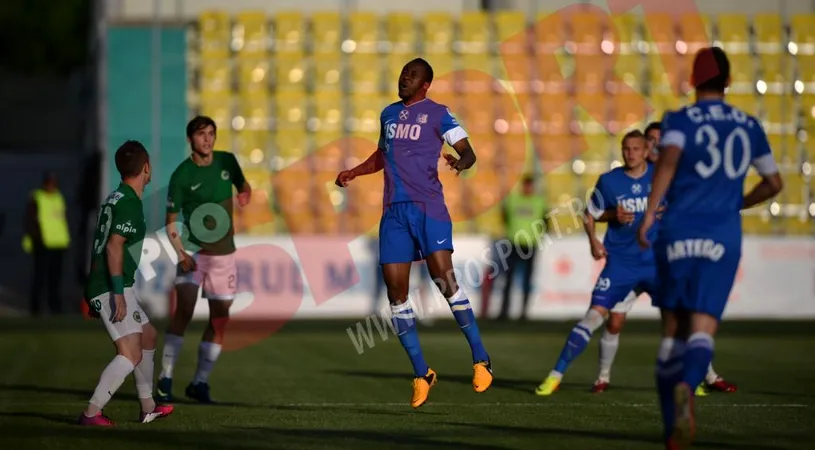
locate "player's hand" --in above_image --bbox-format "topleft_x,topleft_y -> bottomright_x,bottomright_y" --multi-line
615,204 -> 635,225
110,294 -> 127,323
237,191 -> 251,208
178,252 -> 196,273
590,240 -> 607,260
85,297 -> 101,319
655,204 -> 666,220
443,153 -> 465,176
638,212 -> 655,249
335,170 -> 356,187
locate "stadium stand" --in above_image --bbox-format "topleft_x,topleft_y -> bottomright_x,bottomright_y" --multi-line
187,9 -> 814,236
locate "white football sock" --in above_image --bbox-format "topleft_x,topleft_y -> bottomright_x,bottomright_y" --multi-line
598,329 -> 620,382
193,342 -> 222,384
134,349 -> 156,412
160,334 -> 183,379
87,355 -> 135,416
705,363 -> 720,385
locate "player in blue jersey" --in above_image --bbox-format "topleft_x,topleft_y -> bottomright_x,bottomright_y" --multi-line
638,47 -> 783,449
335,58 -> 492,408
535,129 -> 659,395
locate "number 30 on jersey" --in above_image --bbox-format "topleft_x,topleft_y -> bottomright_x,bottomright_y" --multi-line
694,124 -> 752,180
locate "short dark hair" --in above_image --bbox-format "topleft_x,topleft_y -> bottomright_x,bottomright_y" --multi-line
115,140 -> 149,179
407,58 -> 434,84
645,122 -> 661,135
622,129 -> 646,142
692,46 -> 730,93
186,115 -> 217,139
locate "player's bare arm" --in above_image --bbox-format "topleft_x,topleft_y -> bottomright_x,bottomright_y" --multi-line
743,172 -> 783,209
444,138 -> 476,175
335,149 -> 384,187
166,211 -> 195,272
582,212 -> 607,260
106,233 -> 128,323
237,180 -> 252,207
638,144 -> 681,248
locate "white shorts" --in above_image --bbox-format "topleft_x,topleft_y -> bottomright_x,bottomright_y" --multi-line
89,288 -> 150,341
175,253 -> 237,301
610,290 -> 639,314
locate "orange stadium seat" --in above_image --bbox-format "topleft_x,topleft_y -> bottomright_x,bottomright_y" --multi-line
273,11 -> 305,52
494,10 -> 527,54
385,12 -> 417,54
533,11 -> 566,55
643,13 -> 677,54
678,13 -> 712,55
273,130 -> 309,166
571,8 -> 606,53
538,92 -> 572,136
236,168 -> 276,234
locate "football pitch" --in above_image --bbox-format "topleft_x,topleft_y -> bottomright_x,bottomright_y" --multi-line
0,318 -> 813,449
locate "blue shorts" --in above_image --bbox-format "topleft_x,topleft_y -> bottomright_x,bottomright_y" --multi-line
653,233 -> 741,320
591,258 -> 657,311
379,202 -> 453,264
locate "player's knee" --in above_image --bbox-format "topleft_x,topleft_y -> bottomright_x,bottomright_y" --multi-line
606,313 -> 626,334
386,286 -> 409,304
141,323 -> 158,350
115,334 -> 143,365
579,307 -> 607,333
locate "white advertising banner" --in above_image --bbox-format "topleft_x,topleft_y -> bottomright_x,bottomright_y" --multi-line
133,234 -> 815,320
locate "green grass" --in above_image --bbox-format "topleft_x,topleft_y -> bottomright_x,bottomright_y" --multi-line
0,318 -> 813,449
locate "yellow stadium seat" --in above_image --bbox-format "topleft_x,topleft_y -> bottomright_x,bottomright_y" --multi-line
385,12 -> 417,54
474,208 -> 504,238
727,94 -> 759,114
643,13 -> 677,54
575,132 -> 612,165
237,93 -> 270,131
234,129 -> 269,167
500,133 -> 530,174
610,13 -> 640,55
460,53 -> 496,92
742,208 -> 774,235
273,130 -> 309,166
198,10 -> 231,59
349,94 -> 389,134
494,11 -> 527,53
800,95 -> 815,131
781,213 -> 813,236
646,54 -> 681,95
273,173 -> 315,235
798,56 -> 815,93
274,91 -> 307,131
727,54 -> 756,93
309,88 -> 344,132
579,170 -> 603,204
783,173 -> 807,205
757,54 -> 793,94
237,168 -> 276,234
649,92 -> 685,117
458,11 -> 490,54
311,12 -> 342,53
237,60 -> 269,94
234,11 -> 268,59
613,54 -> 643,92
768,134 -> 799,164
313,130 -> 344,150
761,95 -> 795,135
200,60 -> 231,94
423,12 -> 454,54
791,14 -> 815,55
678,13 -> 712,54
348,12 -> 380,54
274,52 -> 308,92
273,11 -> 305,52
544,168 -> 577,210
753,13 -> 783,53
571,9 -> 605,52
574,93 -> 609,133
349,54 -> 383,94
716,13 -> 749,54
199,91 -> 233,144
312,52 -> 343,92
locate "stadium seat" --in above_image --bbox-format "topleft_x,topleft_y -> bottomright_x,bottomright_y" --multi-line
677,13 -> 712,56
612,54 -> 644,93
537,93 -> 572,135
800,94 -> 815,130
274,91 -> 307,131
715,13 -> 750,54
198,10 -> 231,59
237,60 -> 269,94
781,213 -> 813,236
758,54 -> 793,95
579,170 -> 602,204
643,13 -> 677,54
458,11 -> 490,54
610,92 -> 648,134
544,167 -> 576,208
199,91 -> 233,147
536,134 -> 573,170
234,129 -> 269,167
311,12 -> 342,53
312,136 -> 344,171
200,60 -> 232,94
274,52 -> 308,92
237,92 -> 270,131
753,13 -> 784,54
348,12 -> 381,54
310,91 -> 344,133
791,14 -> 815,55
237,168 -> 276,234
349,54 -> 383,94
438,168 -> 467,222
474,207 -> 504,237
768,133 -> 799,164
495,92 -> 532,136
272,169 -> 315,234
422,12 -> 454,54
273,130 -> 309,166
459,54 -> 496,93
494,10 -> 527,54
572,54 -> 609,93
574,93 -> 609,134
273,11 -> 305,52
728,54 -> 757,93
646,53 -> 682,95
727,93 -> 760,115
742,208 -> 775,234
500,54 -> 534,93
500,133 -> 529,174
234,11 -> 269,59
473,133 -> 500,169
349,94 -> 388,134
609,13 -> 639,55
533,11 -> 565,55
385,12 -> 417,54
798,56 -> 815,94
312,130 -> 344,151
761,95 -> 796,136
571,8 -> 606,54
783,173 -> 807,206
575,132 -> 613,166
460,93 -> 496,133
312,52 -> 343,92
648,92 -> 686,118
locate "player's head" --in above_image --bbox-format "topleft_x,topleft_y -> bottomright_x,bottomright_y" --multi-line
621,130 -> 648,170
187,115 -> 217,156
42,171 -> 58,192
115,140 -> 151,185
691,46 -> 730,96
398,58 -> 434,102
521,174 -> 535,195
644,121 -> 661,162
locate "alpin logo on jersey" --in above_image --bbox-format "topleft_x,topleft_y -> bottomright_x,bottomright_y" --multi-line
116,221 -> 137,235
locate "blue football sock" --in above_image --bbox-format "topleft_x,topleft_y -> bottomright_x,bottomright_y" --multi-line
682,332 -> 714,390
655,338 -> 686,442
553,324 -> 593,375
391,302 -> 429,377
447,290 -> 489,363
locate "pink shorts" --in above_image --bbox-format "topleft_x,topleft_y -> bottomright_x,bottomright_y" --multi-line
175,253 -> 237,301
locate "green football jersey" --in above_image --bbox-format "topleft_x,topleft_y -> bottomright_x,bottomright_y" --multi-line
85,183 -> 146,299
167,151 -> 246,255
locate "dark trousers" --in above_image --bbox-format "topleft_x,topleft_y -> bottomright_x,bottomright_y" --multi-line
30,246 -> 65,315
499,244 -> 537,320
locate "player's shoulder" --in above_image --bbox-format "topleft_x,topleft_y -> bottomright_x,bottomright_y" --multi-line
602,166 -> 627,181
213,150 -> 237,162
171,157 -> 194,177
380,101 -> 403,117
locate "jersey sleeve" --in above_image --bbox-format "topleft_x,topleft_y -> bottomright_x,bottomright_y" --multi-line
167,169 -> 184,214
110,199 -> 142,240
586,175 -> 615,219
749,119 -> 779,176
440,107 -> 468,146
226,152 -> 247,189
659,110 -> 687,151
377,111 -> 386,150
